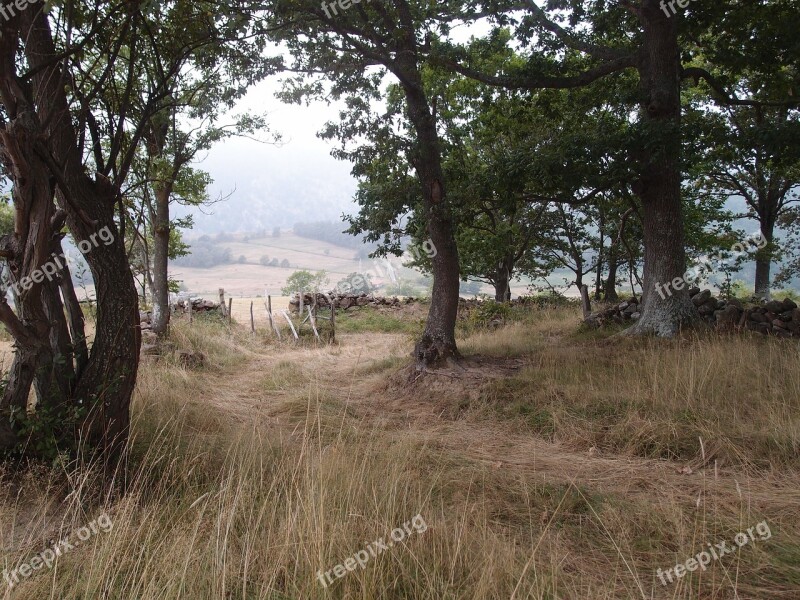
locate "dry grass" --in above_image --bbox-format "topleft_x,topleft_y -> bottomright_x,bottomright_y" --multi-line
0,308 -> 798,599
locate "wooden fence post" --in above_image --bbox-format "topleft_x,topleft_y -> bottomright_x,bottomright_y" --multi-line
219,288 -> 227,318
250,301 -> 255,334
307,306 -> 321,341
266,296 -> 281,340
281,310 -> 299,340
228,298 -> 233,325
330,301 -> 335,344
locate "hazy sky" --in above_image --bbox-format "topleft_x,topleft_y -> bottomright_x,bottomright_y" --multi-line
174,76 -> 359,235
175,22 -> 494,237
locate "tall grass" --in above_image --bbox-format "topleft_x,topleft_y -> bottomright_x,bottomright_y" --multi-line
0,312 -> 797,599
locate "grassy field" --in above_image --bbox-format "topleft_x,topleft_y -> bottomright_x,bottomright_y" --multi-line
0,304 -> 798,598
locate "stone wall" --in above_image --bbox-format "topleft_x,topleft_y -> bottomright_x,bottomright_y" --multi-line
586,288 -> 800,337
290,292 -> 420,311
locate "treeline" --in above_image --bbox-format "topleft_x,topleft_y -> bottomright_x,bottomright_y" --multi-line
172,241 -> 234,269
293,221 -> 377,257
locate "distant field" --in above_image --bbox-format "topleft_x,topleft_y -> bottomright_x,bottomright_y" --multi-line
172,230 -> 541,298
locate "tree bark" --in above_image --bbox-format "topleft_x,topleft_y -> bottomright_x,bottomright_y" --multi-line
403,81 -> 460,367
603,252 -> 620,302
17,10 -> 140,461
151,184 -> 171,335
493,255 -> 514,302
624,1 -> 698,336
754,220 -> 774,299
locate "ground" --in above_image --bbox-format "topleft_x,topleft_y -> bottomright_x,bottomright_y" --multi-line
0,304 -> 798,598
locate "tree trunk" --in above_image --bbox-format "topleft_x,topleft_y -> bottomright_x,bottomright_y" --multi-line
595,214 -> 605,300
625,1 -> 698,336
0,111 -> 74,452
493,255 -> 514,302
754,221 -> 774,299
403,82 -> 460,368
603,252 -> 620,302
16,10 -> 140,462
151,185 -> 171,335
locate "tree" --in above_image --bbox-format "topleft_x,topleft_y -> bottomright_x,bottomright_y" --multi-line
436,0 -> 798,335
0,1 -> 273,461
690,102 -> 800,298
265,0 -> 490,366
0,4 -> 141,460
336,272 -> 375,296
282,270 -> 328,295
109,1 -> 276,337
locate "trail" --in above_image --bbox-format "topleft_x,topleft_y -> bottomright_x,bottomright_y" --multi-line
204,330 -> 800,520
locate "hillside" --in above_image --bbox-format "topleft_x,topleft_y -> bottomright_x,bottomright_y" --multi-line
172,230 -> 505,298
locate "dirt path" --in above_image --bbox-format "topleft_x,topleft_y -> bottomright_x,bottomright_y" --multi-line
205,330 -> 799,519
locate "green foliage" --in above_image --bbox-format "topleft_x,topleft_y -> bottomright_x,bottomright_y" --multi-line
518,291 -> 579,309
335,272 -> 375,295
774,289 -> 800,303
467,301 -> 512,330
0,201 -> 14,237
281,270 -> 328,296
173,241 -> 232,268
335,308 -> 424,336
385,278 -> 426,297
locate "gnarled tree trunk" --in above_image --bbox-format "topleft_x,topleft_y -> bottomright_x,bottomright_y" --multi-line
0,10 -> 141,463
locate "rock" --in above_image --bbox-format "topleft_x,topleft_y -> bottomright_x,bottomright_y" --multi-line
698,303 -> 715,316
779,310 -> 794,322
782,298 -> 798,311
356,297 -> 370,307
178,350 -> 206,369
623,303 -> 638,316
745,321 -> 771,335
765,300 -> 785,313
772,319 -> 787,330
715,305 -> 741,330
619,301 -> 630,311
692,290 -> 712,306
749,310 -> 768,323
631,312 -> 641,320
727,297 -> 744,310
339,297 -> 353,309
688,286 -> 701,297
